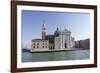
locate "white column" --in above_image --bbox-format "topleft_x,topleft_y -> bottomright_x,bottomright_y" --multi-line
60,35 -> 62,49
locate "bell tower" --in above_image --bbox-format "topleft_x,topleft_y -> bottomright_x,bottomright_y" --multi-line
42,23 -> 46,39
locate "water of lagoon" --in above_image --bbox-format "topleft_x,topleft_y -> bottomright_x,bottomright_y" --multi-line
22,49 -> 90,62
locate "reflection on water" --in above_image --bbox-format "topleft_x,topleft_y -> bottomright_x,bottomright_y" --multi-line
22,49 -> 90,62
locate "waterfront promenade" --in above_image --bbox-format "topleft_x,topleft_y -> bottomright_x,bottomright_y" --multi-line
28,48 -> 89,53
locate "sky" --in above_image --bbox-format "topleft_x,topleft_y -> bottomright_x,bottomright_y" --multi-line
22,10 -> 90,48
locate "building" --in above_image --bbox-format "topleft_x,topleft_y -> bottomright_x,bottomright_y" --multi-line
31,23 -> 75,52
45,35 -> 54,50
31,39 -> 49,52
54,28 -> 75,49
42,24 -> 46,39
75,39 -> 90,49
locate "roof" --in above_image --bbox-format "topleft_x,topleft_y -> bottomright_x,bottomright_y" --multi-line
45,35 -> 54,37
31,39 -> 48,42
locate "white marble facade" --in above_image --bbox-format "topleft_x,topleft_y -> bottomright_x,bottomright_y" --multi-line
54,28 -> 75,49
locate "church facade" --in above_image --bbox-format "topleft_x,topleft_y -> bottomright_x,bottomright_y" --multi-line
54,28 -> 75,49
31,23 -> 75,52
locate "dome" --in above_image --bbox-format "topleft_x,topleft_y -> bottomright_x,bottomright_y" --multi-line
54,27 -> 59,36
63,28 -> 71,33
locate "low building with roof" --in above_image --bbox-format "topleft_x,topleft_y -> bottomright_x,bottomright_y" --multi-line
31,39 -> 49,52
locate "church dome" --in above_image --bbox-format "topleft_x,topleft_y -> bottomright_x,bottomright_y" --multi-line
54,27 -> 59,37
64,28 -> 71,33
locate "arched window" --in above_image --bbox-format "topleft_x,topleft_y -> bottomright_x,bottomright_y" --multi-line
45,46 -> 47,48
37,46 -> 39,48
33,46 -> 35,48
34,43 -> 35,45
65,42 -> 67,48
